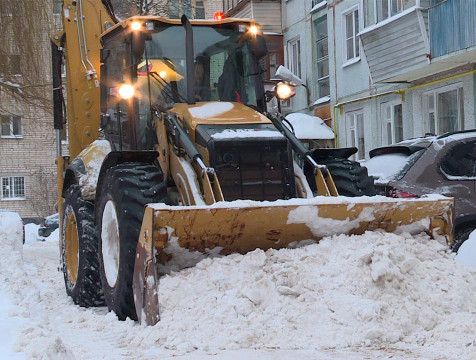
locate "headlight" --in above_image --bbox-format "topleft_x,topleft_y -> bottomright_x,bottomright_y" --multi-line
275,83 -> 295,100
131,21 -> 142,31
119,84 -> 135,99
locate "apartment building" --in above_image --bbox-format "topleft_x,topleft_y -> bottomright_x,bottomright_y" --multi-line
330,0 -> 476,159
0,1 -> 61,219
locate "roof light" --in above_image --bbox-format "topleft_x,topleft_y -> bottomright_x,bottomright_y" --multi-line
159,71 -> 167,79
275,83 -> 295,101
214,12 -> 226,21
249,25 -> 259,35
131,21 -> 142,31
119,84 -> 135,99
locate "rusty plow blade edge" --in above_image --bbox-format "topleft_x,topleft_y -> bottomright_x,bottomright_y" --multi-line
133,197 -> 454,325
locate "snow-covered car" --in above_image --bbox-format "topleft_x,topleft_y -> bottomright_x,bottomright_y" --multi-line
365,130 -> 476,251
38,213 -> 59,238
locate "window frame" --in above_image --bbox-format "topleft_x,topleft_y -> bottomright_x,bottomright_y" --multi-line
423,83 -> 464,136
1,115 -> 23,139
287,36 -> 302,79
314,15 -> 330,99
1,175 -> 26,200
342,4 -> 360,67
346,109 -> 366,160
380,100 -> 403,146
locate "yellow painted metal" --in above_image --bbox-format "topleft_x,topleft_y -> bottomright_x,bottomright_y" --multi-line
65,210 -> 79,285
133,196 -> 454,325
60,0 -> 115,161
171,102 -> 273,135
103,15 -> 258,37
314,169 -> 331,196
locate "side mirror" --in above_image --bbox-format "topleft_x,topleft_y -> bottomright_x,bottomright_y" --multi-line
275,65 -> 303,86
251,35 -> 267,59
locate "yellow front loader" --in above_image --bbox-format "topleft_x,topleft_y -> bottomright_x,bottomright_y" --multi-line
51,0 -> 454,325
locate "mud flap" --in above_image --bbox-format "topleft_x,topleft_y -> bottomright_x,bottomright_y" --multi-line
133,196 -> 454,325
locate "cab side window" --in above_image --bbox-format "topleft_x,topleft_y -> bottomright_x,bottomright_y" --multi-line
101,36 -> 130,149
440,141 -> 476,179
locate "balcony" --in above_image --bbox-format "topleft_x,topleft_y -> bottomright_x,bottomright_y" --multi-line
430,0 -> 476,58
359,7 -> 431,83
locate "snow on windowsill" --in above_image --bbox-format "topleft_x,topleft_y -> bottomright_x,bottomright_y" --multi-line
1,135 -> 23,139
358,6 -> 421,37
310,1 -> 327,13
342,57 -> 361,68
312,96 -> 330,106
1,198 -> 26,201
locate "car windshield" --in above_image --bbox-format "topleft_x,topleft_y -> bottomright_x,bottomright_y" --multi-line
135,24 -> 264,111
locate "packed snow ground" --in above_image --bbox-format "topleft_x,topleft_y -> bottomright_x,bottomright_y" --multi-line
1,214 -> 476,359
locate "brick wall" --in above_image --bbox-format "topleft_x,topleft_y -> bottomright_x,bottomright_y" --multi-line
0,1 -> 60,219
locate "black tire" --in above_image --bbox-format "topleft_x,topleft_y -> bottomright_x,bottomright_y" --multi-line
97,162 -> 168,321
451,224 -> 475,252
320,157 -> 376,197
61,184 -> 104,306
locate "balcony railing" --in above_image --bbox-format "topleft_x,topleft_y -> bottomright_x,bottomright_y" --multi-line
430,0 -> 476,58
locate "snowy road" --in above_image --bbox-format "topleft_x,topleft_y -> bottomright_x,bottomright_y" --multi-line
1,218 -> 476,359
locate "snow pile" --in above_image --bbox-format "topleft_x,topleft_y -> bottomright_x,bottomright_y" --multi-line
189,102 -> 234,119
135,231 -> 476,356
456,229 -> 476,269
285,112 -> 334,140
211,129 -> 284,139
0,211 -> 23,255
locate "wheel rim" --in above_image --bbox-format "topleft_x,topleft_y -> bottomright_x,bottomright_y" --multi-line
102,200 -> 120,288
65,209 -> 79,285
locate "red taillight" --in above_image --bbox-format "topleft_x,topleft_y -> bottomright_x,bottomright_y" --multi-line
214,12 -> 226,21
388,189 -> 419,198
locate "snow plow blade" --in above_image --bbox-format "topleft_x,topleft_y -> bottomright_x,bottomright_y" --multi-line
133,196 -> 453,325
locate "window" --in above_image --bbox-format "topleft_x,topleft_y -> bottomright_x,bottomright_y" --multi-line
364,0 -> 416,25
314,16 -> 329,98
346,110 -> 365,160
343,6 -> 359,63
169,0 -> 205,19
1,176 -> 25,200
380,101 -> 403,145
440,141 -> 476,179
1,115 -> 22,138
287,38 -> 301,79
423,84 -> 464,135
0,54 -> 21,75
195,1 -> 205,19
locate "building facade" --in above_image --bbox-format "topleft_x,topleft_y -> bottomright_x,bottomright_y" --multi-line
330,0 -> 476,159
281,0 -> 476,159
0,1 -> 61,219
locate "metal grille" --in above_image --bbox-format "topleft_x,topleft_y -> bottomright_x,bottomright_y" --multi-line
213,141 -> 294,201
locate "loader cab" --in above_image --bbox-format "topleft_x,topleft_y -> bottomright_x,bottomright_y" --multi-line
100,18 -> 268,152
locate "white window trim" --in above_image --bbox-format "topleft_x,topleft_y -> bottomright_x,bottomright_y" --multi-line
1,175 -> 26,201
380,100 -> 403,145
346,109 -> 366,160
287,36 -> 301,79
342,4 -> 361,67
1,115 -> 23,139
423,82 -> 464,135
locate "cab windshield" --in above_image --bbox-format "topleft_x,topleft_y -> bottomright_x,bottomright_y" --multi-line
134,24 -> 265,111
